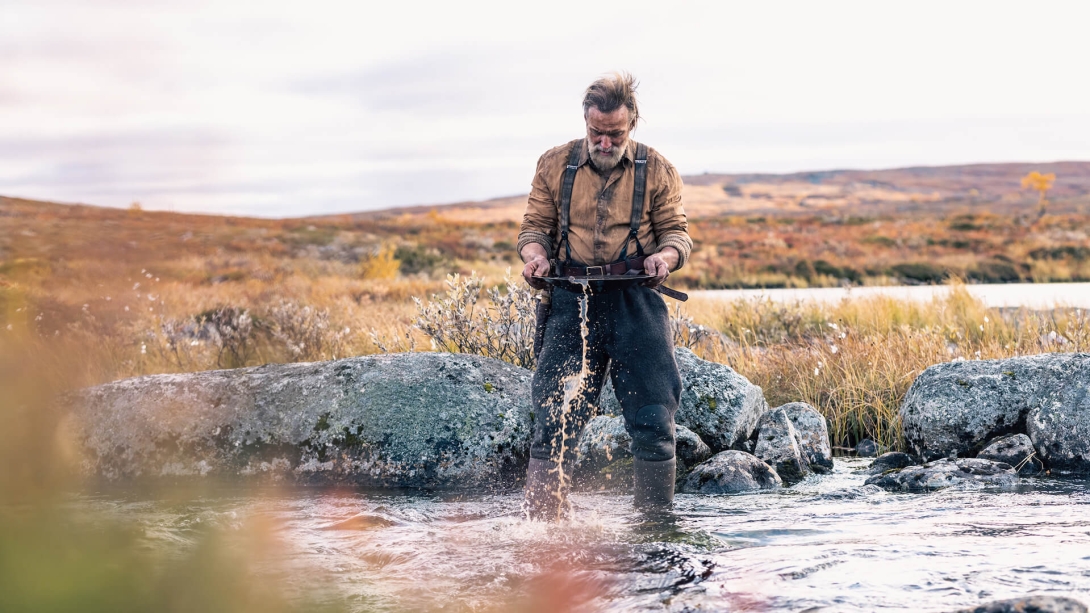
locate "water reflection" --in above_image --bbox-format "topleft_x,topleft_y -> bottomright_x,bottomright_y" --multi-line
73,459 -> 1090,612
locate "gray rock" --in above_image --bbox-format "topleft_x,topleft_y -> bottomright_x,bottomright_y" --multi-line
66,353 -> 533,488
600,347 -> 768,452
675,424 -> 714,478
952,595 -> 1088,613
900,353 -> 1090,461
680,450 -> 782,494
977,434 -> 1045,476
864,458 -> 1019,492
773,402 -> 834,472
855,439 -> 879,457
859,452 -> 917,475
1027,359 -> 1090,473
572,415 -> 632,489
753,408 -> 809,484
572,415 -> 711,489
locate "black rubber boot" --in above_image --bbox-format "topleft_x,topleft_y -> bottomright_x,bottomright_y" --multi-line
523,458 -> 569,521
633,458 -> 675,509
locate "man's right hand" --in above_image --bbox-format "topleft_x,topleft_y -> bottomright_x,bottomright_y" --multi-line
522,255 -> 551,289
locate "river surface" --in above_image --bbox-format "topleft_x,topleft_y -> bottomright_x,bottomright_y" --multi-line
693,282 -> 1090,308
75,458 -> 1090,612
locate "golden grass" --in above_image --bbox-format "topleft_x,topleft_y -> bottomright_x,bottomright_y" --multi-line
680,282 -> 1088,450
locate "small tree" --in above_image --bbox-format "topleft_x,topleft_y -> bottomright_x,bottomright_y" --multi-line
1021,171 -> 1056,222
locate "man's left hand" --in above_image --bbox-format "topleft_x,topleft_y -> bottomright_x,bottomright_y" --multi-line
643,247 -> 679,287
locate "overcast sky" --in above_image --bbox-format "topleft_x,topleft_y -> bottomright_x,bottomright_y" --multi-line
3,0 -> 1089,217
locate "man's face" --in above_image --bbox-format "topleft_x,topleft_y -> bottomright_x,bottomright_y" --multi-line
586,105 -> 631,171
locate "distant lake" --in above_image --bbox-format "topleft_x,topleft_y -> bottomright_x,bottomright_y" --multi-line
693,282 -> 1090,309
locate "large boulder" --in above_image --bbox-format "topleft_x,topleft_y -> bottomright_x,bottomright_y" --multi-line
600,347 -> 768,452
952,596 -> 1087,613
572,415 -> 712,489
753,408 -> 809,484
66,353 -> 534,488
977,434 -> 1044,476
680,450 -> 782,494
1026,361 -> 1090,474
900,354 -> 1090,462
864,458 -> 1019,492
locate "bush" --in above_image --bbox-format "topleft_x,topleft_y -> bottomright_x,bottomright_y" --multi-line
374,270 -> 537,369
394,244 -> 443,275
891,262 -> 947,284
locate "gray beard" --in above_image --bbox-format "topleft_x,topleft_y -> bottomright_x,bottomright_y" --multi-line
589,144 -> 624,172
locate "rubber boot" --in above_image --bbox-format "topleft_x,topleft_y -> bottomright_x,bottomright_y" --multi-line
633,458 -> 675,509
523,458 -> 569,521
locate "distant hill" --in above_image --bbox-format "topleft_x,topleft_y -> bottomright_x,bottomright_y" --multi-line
329,161 -> 1090,223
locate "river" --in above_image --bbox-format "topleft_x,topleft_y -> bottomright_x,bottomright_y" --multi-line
693,282 -> 1090,308
76,458 -> 1090,612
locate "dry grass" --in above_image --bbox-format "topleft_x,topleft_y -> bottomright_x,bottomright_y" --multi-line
679,283 -> 1088,450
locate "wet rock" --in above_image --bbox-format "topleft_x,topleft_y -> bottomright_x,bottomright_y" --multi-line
572,415 -> 711,489
66,353 -> 533,488
680,450 -> 782,494
855,439 -> 879,457
572,415 -> 632,488
900,353 -> 1090,462
602,347 -> 768,452
859,451 -> 917,475
817,484 -> 884,500
675,424 -> 714,478
864,458 -> 1019,492
977,434 -> 1044,476
753,408 -> 809,484
952,595 -> 1088,613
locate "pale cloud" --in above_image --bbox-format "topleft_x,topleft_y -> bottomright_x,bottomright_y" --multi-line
2,0 -> 1089,217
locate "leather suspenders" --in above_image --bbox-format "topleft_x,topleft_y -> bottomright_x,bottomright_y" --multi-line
556,141 -> 649,267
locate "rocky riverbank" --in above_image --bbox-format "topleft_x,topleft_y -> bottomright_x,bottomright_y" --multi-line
65,349 -> 1090,494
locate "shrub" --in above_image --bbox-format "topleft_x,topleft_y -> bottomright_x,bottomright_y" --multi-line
890,262 -> 947,284
359,244 -> 400,280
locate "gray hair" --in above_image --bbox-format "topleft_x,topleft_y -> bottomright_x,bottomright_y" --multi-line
582,71 -> 640,127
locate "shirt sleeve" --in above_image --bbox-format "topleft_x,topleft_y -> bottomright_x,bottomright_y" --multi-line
516,153 -> 558,259
649,157 -> 693,271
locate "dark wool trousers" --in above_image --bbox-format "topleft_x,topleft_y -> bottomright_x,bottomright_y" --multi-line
529,283 -> 683,465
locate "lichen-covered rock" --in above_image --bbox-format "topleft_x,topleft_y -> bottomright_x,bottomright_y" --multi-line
675,424 -> 713,478
753,408 -> 809,484
600,348 -> 768,452
772,402 -> 834,473
901,353 -> 1090,461
680,450 -> 782,494
977,433 -> 1044,476
572,415 -> 711,489
859,452 -> 917,475
864,458 -> 1019,492
572,415 -> 632,488
1027,361 -> 1090,473
66,353 -> 533,488
952,595 -> 1088,613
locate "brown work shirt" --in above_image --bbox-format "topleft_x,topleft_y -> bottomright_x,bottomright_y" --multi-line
517,138 -> 692,270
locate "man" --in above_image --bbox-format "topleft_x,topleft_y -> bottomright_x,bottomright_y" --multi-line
517,72 -> 693,520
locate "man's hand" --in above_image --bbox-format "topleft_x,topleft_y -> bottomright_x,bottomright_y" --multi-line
520,244 -> 552,289
643,247 -> 679,287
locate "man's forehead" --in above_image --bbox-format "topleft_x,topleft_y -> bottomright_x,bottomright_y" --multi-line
586,106 -> 630,130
